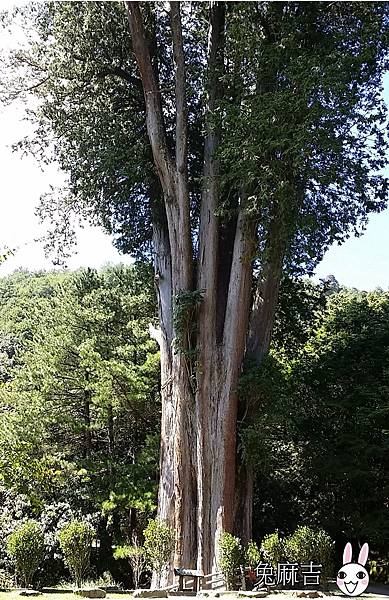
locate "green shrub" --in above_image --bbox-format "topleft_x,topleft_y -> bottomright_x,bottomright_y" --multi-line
370,560 -> 389,584
7,520 -> 44,588
313,529 -> 334,579
285,526 -> 334,579
284,526 -> 317,564
260,531 -> 285,568
83,572 -> 121,589
58,520 -> 94,588
218,532 -> 244,590
245,540 -> 261,569
143,519 -> 175,588
0,569 -> 14,591
114,544 -> 146,589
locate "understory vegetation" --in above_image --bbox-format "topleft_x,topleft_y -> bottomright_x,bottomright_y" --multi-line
0,267 -> 388,586
1,0 -> 389,585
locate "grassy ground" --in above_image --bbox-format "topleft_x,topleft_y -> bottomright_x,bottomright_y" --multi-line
0,595 -> 134,600
0,589 -> 387,600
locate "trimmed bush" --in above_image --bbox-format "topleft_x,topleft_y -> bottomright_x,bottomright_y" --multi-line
285,526 -> 334,579
143,519 -> 174,589
311,529 -> 334,579
58,520 -> 94,588
0,568 -> 14,591
114,544 -> 146,589
218,532 -> 244,591
285,526 -> 317,564
260,531 -> 285,568
7,520 -> 44,588
245,540 -> 261,569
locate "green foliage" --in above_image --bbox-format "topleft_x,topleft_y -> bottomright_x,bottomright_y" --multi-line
249,285 -> 389,557
0,485 -> 82,586
245,540 -> 261,569
2,3 -> 388,273
272,278 -> 329,362
113,544 -> 146,589
143,519 -> 175,588
173,289 -> 204,355
1,0 -> 389,576
58,520 -> 94,588
284,527 -> 334,579
219,3 -> 389,275
284,526 -> 318,563
7,520 -> 44,587
312,530 -> 334,580
85,571 -> 119,589
260,532 -> 285,568
0,568 -> 14,591
218,532 -> 244,591
0,265 -> 159,535
259,527 -> 334,583
369,559 -> 389,584
286,291 -> 389,549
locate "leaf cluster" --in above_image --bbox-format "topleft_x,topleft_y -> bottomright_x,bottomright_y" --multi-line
58,520 -> 94,588
7,520 -> 44,587
2,2 -> 388,272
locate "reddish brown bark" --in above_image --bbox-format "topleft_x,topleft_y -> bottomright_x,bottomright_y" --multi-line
235,214 -> 286,543
125,1 -> 285,585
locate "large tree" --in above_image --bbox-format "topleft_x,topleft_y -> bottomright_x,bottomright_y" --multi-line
249,286 -> 389,555
0,267 -> 159,521
2,0 -> 389,580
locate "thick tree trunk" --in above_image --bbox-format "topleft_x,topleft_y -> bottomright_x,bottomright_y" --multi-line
125,1 -> 286,587
235,217 -> 285,543
151,210 -> 256,584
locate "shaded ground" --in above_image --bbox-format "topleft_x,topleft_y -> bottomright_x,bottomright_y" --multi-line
366,585 -> 389,596
0,587 -> 388,600
0,595 -> 128,600
263,585 -> 389,600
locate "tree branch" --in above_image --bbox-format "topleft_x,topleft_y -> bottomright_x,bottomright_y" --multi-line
125,1 -> 193,294
197,1 -> 225,340
223,199 -> 256,368
170,2 -> 188,176
168,2 -> 192,291
247,212 -> 285,363
125,2 -> 176,201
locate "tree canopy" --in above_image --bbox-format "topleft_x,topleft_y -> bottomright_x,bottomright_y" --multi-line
2,0 -> 389,579
2,2 -> 388,270
0,266 -> 159,534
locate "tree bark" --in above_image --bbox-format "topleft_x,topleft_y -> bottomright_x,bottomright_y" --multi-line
83,388 -> 92,458
125,1 -> 286,585
195,0 -> 225,577
235,214 -> 286,543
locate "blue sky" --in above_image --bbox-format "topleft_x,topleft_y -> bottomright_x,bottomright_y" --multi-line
313,72 -> 389,290
0,5 -> 388,290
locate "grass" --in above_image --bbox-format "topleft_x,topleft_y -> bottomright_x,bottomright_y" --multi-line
0,595 -> 134,600
0,588 -> 387,600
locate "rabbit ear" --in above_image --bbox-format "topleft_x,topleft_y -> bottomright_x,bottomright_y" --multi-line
343,542 -> 353,564
358,543 -> 369,566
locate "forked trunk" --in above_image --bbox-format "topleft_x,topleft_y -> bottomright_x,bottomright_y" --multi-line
157,340 -> 247,583
125,1 -> 285,587
154,210 -> 256,585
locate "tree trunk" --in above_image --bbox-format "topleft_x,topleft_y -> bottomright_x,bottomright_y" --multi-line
83,388 -> 92,458
125,1 -> 286,586
235,216 -> 286,543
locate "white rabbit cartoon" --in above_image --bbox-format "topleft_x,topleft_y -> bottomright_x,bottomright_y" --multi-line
336,542 -> 369,597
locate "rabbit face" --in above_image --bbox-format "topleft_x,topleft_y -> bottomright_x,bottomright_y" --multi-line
336,542 -> 369,597
337,563 -> 369,596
